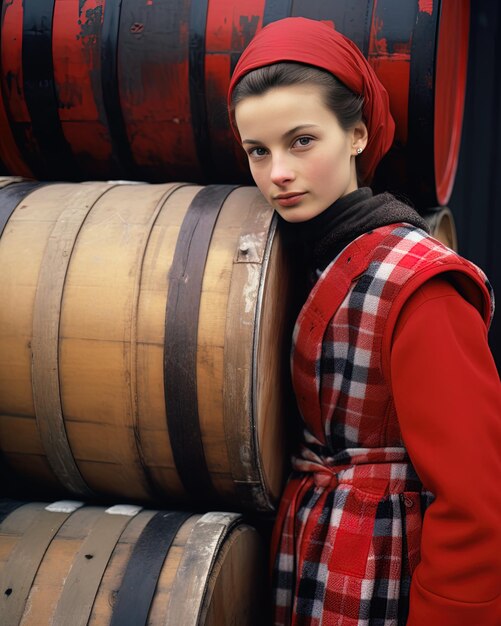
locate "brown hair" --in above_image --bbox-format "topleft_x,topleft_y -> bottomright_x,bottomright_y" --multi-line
230,62 -> 364,131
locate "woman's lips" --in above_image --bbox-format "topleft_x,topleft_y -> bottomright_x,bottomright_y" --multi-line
274,192 -> 306,207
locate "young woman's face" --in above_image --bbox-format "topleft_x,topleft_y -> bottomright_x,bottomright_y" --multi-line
234,84 -> 366,222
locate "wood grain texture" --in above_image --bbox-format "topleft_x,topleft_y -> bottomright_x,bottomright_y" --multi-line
52,506 -> 142,626
202,523 -> 268,625
0,501 -> 84,625
59,182 -> 185,499
164,511 -> 266,626
0,181 -> 291,511
136,184 -> 201,499
0,184 -> 89,484
197,187 -> 245,500
255,217 -> 292,503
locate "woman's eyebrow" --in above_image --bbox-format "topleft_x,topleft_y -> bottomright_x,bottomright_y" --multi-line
242,124 -> 319,145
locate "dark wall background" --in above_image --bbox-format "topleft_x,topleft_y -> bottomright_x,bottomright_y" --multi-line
450,0 -> 501,368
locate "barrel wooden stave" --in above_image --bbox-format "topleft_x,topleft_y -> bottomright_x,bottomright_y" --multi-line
18,505 -> 105,626
200,523 -> 268,626
134,182 -> 204,499
199,186 -> 278,502
255,219 -> 291,499
0,184 -> 108,491
0,181 -> 190,499
59,182 -> 192,499
164,511 -> 266,626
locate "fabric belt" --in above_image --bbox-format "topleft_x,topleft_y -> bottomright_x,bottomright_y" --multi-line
292,446 -> 422,495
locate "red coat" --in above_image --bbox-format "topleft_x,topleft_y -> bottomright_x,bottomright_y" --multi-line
271,224 -> 501,625
392,276 -> 501,625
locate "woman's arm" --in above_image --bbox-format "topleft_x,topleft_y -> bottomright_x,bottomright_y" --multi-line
390,277 -> 501,626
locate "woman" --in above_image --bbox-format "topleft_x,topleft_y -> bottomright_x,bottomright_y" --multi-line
227,17 -> 501,626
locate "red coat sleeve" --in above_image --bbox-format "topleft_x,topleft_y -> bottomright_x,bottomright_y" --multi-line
390,277 -> 501,626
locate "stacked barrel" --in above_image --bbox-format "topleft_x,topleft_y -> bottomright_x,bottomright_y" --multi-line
0,0 -> 468,207
0,501 -> 266,625
0,1 -> 468,624
0,180 -> 294,510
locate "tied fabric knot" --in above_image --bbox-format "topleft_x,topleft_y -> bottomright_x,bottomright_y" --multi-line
292,431 -> 418,493
291,439 -> 351,490
313,467 -> 338,489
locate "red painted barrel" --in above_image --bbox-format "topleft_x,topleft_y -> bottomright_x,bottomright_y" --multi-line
0,0 -> 468,206
0,2 -> 34,179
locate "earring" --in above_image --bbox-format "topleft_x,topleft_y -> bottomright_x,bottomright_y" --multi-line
356,147 -> 363,155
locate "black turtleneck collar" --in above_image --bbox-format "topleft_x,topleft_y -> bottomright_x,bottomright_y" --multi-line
279,187 -> 430,272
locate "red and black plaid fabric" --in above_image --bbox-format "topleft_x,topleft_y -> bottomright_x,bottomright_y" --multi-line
271,224 -> 493,626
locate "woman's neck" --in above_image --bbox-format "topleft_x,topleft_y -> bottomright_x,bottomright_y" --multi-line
279,188 -> 430,272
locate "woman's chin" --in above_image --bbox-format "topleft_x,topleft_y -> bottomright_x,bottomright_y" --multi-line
275,206 -> 327,224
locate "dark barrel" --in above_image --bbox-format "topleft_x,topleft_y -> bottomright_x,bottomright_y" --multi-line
0,0 -> 468,205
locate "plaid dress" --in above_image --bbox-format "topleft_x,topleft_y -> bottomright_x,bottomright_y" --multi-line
271,224 -> 493,626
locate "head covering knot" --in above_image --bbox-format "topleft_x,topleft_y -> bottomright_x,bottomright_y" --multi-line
227,17 -> 395,184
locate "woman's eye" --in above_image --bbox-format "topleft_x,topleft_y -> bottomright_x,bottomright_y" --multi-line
293,136 -> 313,148
248,147 -> 268,158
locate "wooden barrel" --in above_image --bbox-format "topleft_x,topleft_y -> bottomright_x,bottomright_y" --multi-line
0,500 -> 267,625
423,206 -> 458,251
0,180 -> 294,511
0,0 -> 468,206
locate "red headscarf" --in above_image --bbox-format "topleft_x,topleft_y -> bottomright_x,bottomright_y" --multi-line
227,17 -> 395,184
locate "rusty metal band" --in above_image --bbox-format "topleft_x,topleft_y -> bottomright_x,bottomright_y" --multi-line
408,0 -> 438,206
52,505 -> 142,626
110,510 -> 192,626
263,0 -> 292,25
164,185 -> 236,501
0,501 -> 83,626
0,181 -> 42,239
101,0 -> 136,178
31,183 -> 114,497
22,0 -> 76,179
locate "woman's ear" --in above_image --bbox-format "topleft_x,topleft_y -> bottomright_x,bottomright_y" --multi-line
351,121 -> 369,155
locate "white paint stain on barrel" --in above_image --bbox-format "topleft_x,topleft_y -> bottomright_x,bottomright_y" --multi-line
45,500 -> 84,513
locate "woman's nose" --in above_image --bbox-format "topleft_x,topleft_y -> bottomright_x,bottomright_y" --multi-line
270,155 -> 295,186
